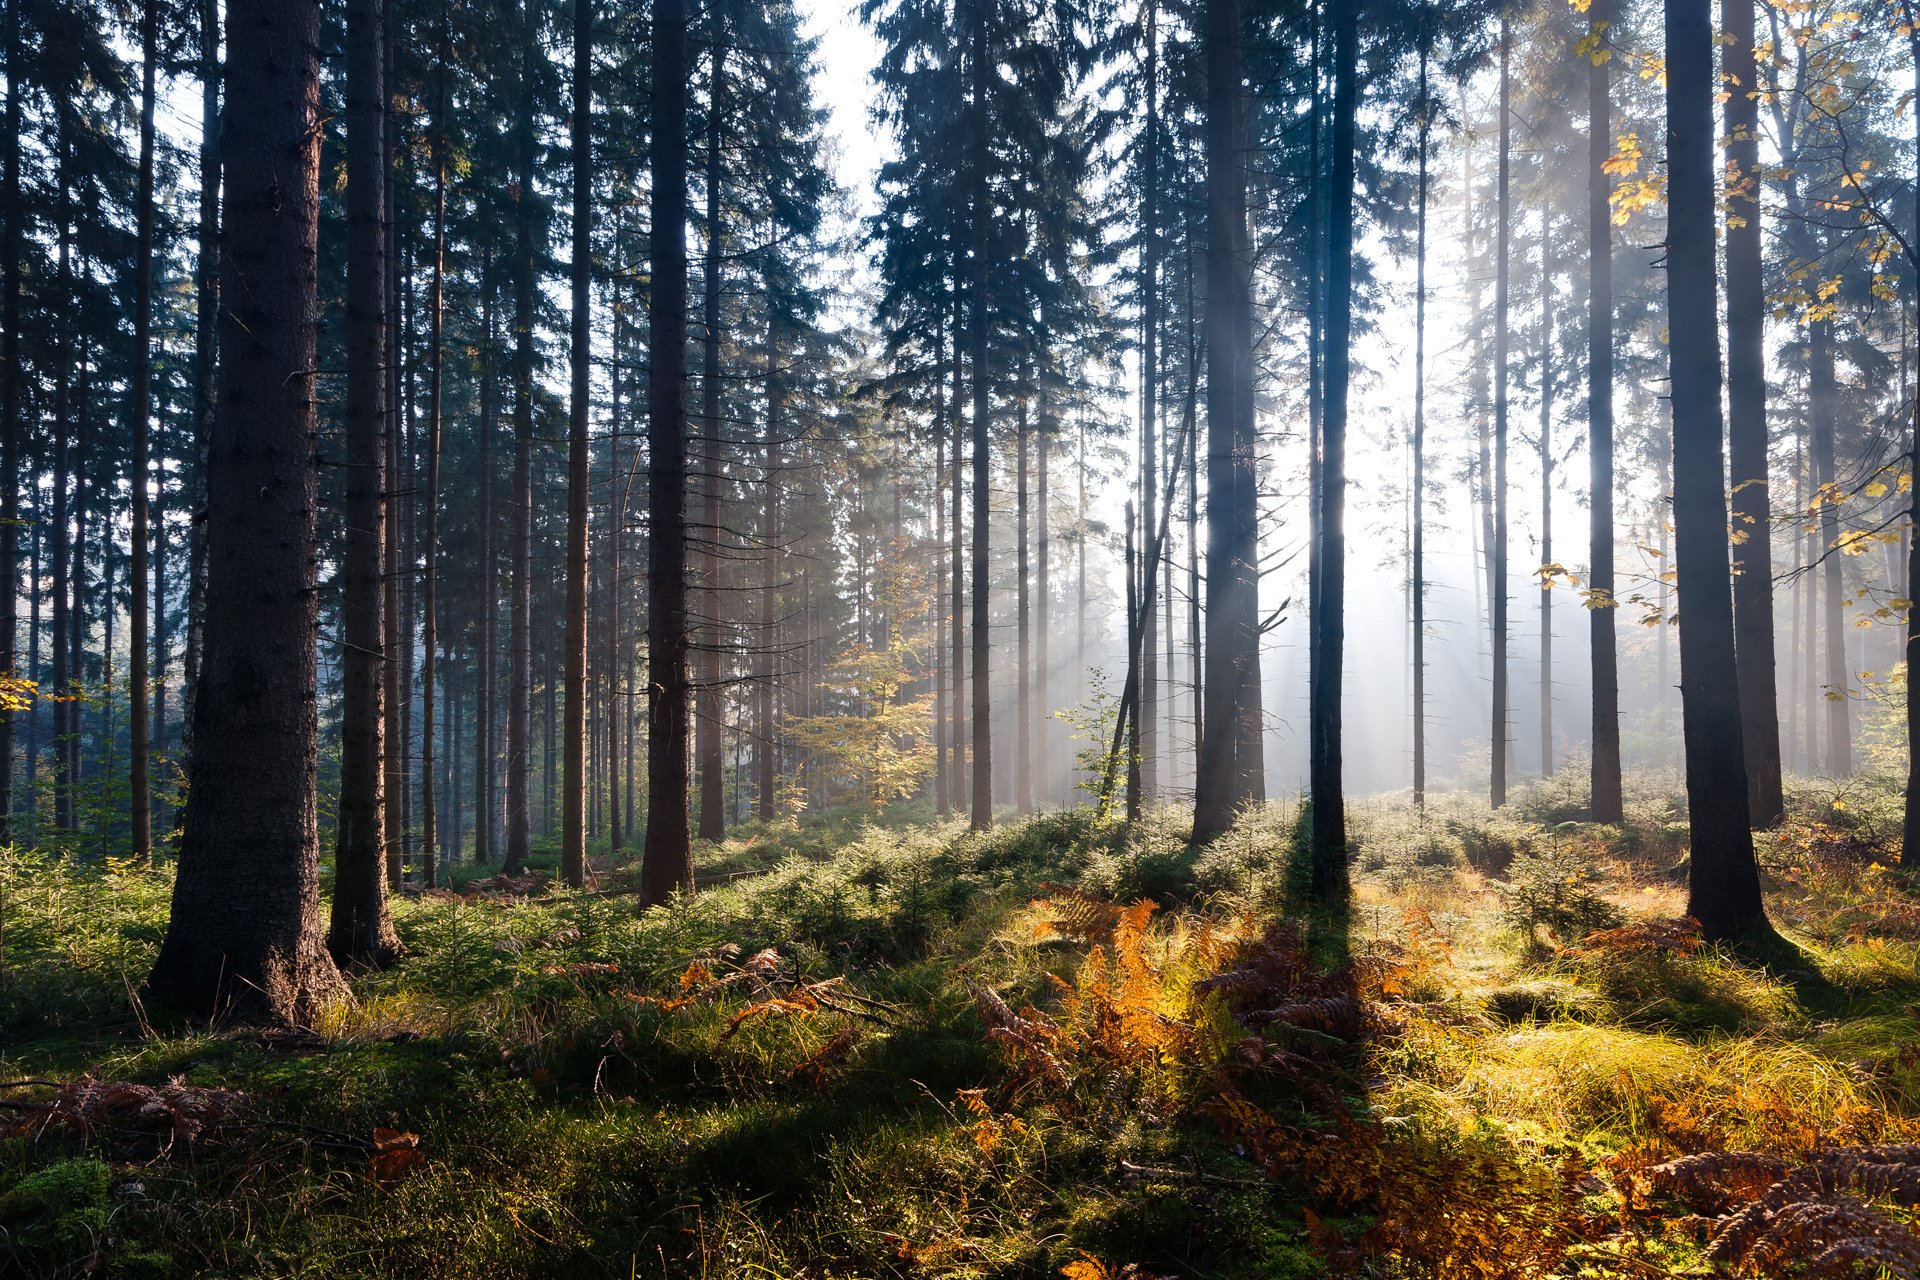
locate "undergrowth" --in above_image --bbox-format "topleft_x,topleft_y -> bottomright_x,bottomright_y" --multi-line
2,772 -> 1919,1277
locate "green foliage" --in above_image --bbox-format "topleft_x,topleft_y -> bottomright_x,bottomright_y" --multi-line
1497,831 -> 1626,945
0,1157 -> 109,1267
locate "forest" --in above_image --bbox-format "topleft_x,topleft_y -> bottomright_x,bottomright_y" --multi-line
8,0 -> 1920,1272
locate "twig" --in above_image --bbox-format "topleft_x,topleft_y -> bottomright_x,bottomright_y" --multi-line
1116,1159 -> 1268,1190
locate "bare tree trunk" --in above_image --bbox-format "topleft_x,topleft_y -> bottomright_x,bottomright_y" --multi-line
147,0 -> 348,1020
1666,0 -> 1769,942
503,0 -> 538,875
1588,0 -> 1623,821
562,0 -> 593,888
1724,0 -> 1784,823
758,291 -> 781,822
1306,0 -> 1356,894
1810,312 -> 1850,776
330,0 -> 401,964
1139,0 -> 1160,802
1538,202 -> 1553,777
1193,0 -> 1262,845
1412,17 -> 1429,806
934,315 -> 948,818
1017,367 -> 1033,815
475,286 -> 497,865
0,0 -> 22,834
696,13 -> 728,842
421,22 -> 448,888
969,10 -> 993,831
641,0 -> 695,904
1491,19 -> 1511,808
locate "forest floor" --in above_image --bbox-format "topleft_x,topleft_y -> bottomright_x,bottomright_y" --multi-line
6,773 -> 1920,1279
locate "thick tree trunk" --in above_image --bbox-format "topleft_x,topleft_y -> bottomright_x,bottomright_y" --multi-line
641,0 -> 695,905
146,0 -> 347,1021
562,0 -> 592,888
1666,0 -> 1769,942
1193,0 -> 1261,844
1588,0 -> 1623,822
330,0 -> 400,965
696,15 -> 728,842
1724,0 -> 1784,824
933,317 -> 948,818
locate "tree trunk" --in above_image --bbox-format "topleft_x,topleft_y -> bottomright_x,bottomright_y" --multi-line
1305,0 -> 1356,895
1017,366 -> 1033,815
642,0 -> 695,905
182,0 -> 220,784
696,13 -> 728,843
1724,0 -> 1783,824
1193,0 -> 1261,845
969,8 -> 993,831
1810,312 -> 1850,777
1412,19 -> 1429,807
504,0 -> 538,875
330,0 -> 400,964
475,285 -> 497,865
1139,0 -> 1160,803
146,0 -> 347,1021
1538,202 -> 1553,777
1588,0 -> 1622,821
1665,0 -> 1769,942
562,0 -> 593,888
126,0 -> 160,860
1491,20 -> 1511,808
0,0 -> 21,834
758,290 -> 781,822
421,30 -> 448,889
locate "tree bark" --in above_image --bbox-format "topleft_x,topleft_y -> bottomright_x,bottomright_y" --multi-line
1305,0 -> 1355,895
1724,0 -> 1784,824
1666,0 -> 1769,942
641,0 -> 695,905
969,6 -> 993,831
504,0 -> 538,874
1588,0 -> 1622,822
1193,0 -> 1262,845
1810,312 -> 1850,776
146,0 -> 347,1021
1412,18 -> 1429,807
562,0 -> 593,888
696,11 -> 728,842
329,0 -> 401,965
1491,20 -> 1511,808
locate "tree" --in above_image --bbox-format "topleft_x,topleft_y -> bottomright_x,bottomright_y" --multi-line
641,0 -> 694,905
1307,0 -> 1357,896
1586,0 -> 1621,823
1724,0 -> 1784,826
1192,0 -> 1262,845
330,0 -> 402,966
126,0 -> 157,864
1665,0 -> 1769,942
562,0 -> 591,889
1491,15 -> 1511,810
969,0 -> 993,832
146,0 -> 348,1021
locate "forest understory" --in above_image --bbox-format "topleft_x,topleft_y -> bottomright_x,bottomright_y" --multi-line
6,774 -> 1920,1279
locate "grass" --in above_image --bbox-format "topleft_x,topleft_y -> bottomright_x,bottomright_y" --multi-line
3,773 -> 1920,1277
